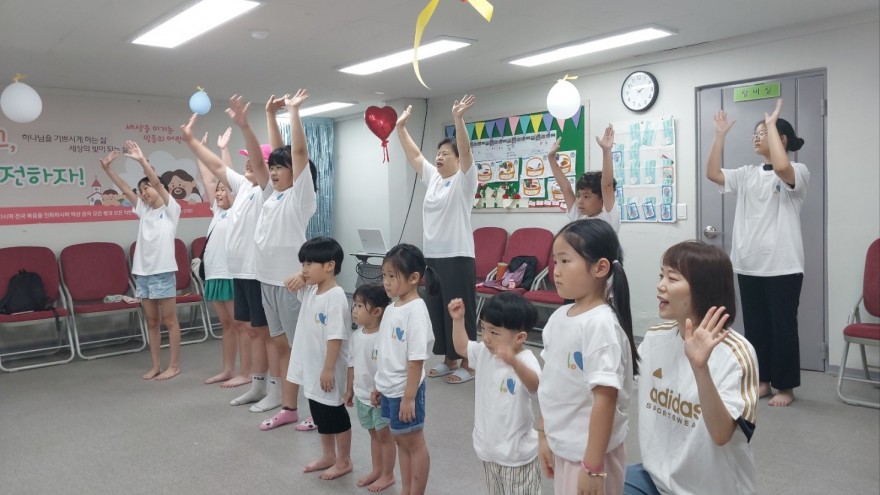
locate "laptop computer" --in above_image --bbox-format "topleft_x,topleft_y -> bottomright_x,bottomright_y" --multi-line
357,228 -> 389,255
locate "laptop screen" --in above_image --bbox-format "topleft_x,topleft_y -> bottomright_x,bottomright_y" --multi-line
357,228 -> 388,254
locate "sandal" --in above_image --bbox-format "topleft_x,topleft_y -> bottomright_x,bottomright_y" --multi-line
445,367 -> 475,384
428,362 -> 455,378
295,416 -> 317,431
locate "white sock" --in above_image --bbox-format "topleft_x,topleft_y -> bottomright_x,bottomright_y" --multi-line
249,376 -> 282,412
229,373 -> 267,406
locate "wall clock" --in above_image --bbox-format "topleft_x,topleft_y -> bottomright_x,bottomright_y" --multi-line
621,71 -> 658,112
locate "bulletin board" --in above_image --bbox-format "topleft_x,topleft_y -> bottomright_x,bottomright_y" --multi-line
611,116 -> 677,223
444,106 -> 587,210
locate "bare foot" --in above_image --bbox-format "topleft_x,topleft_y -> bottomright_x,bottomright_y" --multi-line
155,367 -> 180,381
142,368 -> 161,380
759,382 -> 772,398
445,367 -> 475,384
319,460 -> 353,480
205,371 -> 234,385
358,470 -> 381,487
304,456 -> 336,473
368,475 -> 395,492
221,375 -> 251,388
768,389 -> 794,407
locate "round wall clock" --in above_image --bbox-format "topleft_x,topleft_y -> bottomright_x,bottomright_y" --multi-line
621,71 -> 658,112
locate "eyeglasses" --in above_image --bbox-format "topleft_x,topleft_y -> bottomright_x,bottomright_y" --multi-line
750,130 -> 768,141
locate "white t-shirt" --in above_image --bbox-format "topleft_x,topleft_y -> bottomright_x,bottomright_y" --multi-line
254,167 -> 317,286
374,298 -> 434,398
419,158 -> 478,258
566,202 -> 622,233
131,197 -> 181,276
638,322 -> 758,495
224,169 -> 270,279
468,341 -> 541,467
286,285 -> 351,407
537,304 -> 633,462
204,202 -> 231,280
720,162 -> 809,276
351,327 -> 381,406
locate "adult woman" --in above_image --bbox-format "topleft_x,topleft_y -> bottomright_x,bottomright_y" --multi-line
705,98 -> 808,407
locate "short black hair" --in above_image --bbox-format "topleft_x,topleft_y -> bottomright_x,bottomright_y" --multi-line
575,171 -> 617,198
137,175 -> 168,193
437,137 -> 459,157
353,284 -> 391,311
269,145 -> 319,192
480,292 -> 538,333
298,236 -> 344,275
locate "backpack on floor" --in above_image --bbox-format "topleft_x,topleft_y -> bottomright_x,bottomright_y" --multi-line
0,270 -> 51,314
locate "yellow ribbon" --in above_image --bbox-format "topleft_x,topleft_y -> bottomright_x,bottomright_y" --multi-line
414,0 -> 493,89
196,85 -> 204,91
13,73 -> 26,83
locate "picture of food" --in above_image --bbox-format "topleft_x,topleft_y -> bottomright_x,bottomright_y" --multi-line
522,179 -> 542,197
550,181 -> 565,200
525,157 -> 544,177
498,160 -> 516,180
558,153 -> 572,174
477,162 -> 493,182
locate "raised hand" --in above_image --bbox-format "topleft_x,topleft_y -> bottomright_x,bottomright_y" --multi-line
396,105 -> 412,128
595,124 -> 614,151
548,138 -> 561,158
285,89 -> 309,110
225,95 -> 252,128
285,272 -> 306,293
123,140 -> 146,163
180,113 -> 198,141
683,306 -> 730,370
265,94 -> 287,115
452,94 -> 476,119
764,98 -> 783,127
494,342 -> 517,367
713,110 -> 735,136
200,132 -> 208,146
217,127 -> 232,149
99,149 -> 120,170
447,298 -> 465,321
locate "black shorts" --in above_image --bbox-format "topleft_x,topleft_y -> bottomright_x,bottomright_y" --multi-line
308,399 -> 351,435
233,278 -> 268,328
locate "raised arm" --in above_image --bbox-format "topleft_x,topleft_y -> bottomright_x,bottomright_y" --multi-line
196,132 -> 219,201
452,95 -> 475,172
284,89 -> 310,180
764,99 -> 796,186
547,138 -> 576,208
125,140 -> 171,206
447,298 -> 471,359
706,110 -> 735,186
265,94 -> 286,151
596,124 -> 616,212
99,149 -> 138,206
395,105 -> 427,175
180,113 -> 232,190
217,127 -> 233,167
226,95 -> 270,189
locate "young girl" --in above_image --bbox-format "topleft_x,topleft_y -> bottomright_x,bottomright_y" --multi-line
99,141 -> 182,381
345,284 -> 396,492
537,219 -> 639,495
624,241 -> 758,495
706,98 -> 808,407
370,244 -> 438,495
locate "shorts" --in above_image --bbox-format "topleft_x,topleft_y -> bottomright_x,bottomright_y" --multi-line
379,381 -> 426,435
233,278 -> 268,327
260,283 -> 301,340
308,399 -> 352,435
135,272 -> 176,300
482,458 -> 542,495
204,278 -> 233,302
355,399 -> 389,431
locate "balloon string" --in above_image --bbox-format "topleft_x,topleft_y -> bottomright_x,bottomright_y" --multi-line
13,73 -> 26,83
381,139 -> 390,163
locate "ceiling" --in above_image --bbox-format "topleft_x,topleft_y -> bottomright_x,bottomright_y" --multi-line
1,0 -> 877,118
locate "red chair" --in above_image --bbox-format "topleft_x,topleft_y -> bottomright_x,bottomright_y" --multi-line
473,227 -> 507,283
524,256 -> 565,310
59,242 -> 147,360
0,246 -> 74,372
190,235 -> 221,338
837,238 -> 880,409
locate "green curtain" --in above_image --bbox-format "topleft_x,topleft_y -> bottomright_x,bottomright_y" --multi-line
280,117 -> 334,238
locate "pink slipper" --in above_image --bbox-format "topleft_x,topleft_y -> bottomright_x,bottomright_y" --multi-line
295,416 -> 317,431
259,408 -> 299,431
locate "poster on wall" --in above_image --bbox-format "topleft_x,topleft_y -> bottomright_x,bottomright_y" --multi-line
611,116 -> 676,223
444,105 -> 587,210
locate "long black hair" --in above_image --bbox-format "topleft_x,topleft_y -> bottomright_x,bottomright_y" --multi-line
755,118 -> 805,152
382,243 -> 439,296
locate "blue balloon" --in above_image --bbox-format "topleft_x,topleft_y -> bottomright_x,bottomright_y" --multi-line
189,90 -> 211,115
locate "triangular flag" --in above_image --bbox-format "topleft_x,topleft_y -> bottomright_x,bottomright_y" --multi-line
529,114 -> 543,134
445,126 -> 455,137
508,116 -> 519,134
556,118 -> 566,132
465,122 -> 476,139
495,118 -> 507,136
542,112 -> 554,132
485,121 -> 496,138
474,122 -> 486,140
571,108 -> 581,129
518,115 -> 531,134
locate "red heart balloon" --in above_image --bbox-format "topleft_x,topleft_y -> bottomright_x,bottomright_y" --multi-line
364,106 -> 397,142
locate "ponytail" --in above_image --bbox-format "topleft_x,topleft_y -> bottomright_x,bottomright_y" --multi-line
423,265 -> 440,297
608,259 -> 639,376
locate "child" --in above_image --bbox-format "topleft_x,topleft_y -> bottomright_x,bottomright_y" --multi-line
624,241 -> 758,495
284,237 -> 353,480
99,141 -> 182,381
448,292 -> 542,495
537,219 -> 639,495
345,284 -> 396,492
370,244 -> 438,495
549,124 -> 620,232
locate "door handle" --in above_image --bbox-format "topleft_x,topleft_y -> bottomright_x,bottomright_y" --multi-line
703,225 -> 722,239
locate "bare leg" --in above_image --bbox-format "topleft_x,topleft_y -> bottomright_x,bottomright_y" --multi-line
396,436 -> 411,495
358,429 -> 383,487
759,381 -> 772,398
368,426 -> 397,492
396,431 -> 429,495
320,429 -> 353,480
155,297 -> 180,380
769,388 -> 795,407
224,317 -> 253,387
305,433 -> 337,473
206,300 -> 236,384
273,333 -> 299,411
141,300 -> 161,379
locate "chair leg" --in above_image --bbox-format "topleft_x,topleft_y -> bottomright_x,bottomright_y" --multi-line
836,341 -> 850,402
859,344 -> 870,380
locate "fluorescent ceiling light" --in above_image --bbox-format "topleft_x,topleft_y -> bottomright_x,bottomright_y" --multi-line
277,102 -> 356,119
509,27 -> 676,67
339,38 -> 472,75
132,0 -> 262,48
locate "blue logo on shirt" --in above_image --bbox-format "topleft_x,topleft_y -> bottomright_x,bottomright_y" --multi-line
444,181 -> 451,187
499,378 -> 517,394
392,327 -> 406,342
248,193 -> 255,201
276,193 -> 284,200
314,312 -> 328,325
568,351 -> 584,370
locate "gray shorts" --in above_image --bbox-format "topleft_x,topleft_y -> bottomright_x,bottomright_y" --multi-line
260,283 -> 301,342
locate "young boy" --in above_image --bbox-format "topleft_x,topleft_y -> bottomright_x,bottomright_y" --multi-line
284,237 -> 353,480
448,292 -> 542,494
99,140 -> 182,381
549,124 -> 620,232
344,284 -> 396,492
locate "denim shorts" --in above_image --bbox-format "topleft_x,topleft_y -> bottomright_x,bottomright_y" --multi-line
355,399 -> 389,431
135,272 -> 176,300
380,381 -> 426,435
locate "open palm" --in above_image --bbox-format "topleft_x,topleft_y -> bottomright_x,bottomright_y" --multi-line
683,306 -> 730,369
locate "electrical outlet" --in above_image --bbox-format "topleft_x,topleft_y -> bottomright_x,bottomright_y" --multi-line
676,203 -> 687,220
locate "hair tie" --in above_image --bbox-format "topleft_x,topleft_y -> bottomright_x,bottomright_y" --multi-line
612,260 -> 620,266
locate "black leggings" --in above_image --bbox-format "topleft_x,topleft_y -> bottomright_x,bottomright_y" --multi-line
424,257 -> 476,360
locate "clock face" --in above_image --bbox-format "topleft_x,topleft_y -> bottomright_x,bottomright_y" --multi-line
621,71 -> 658,112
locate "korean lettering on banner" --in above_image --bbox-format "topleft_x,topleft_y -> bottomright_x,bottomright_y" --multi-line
0,164 -> 87,187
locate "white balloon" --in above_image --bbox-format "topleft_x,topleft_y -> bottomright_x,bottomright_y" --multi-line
1,81 -> 43,123
546,79 -> 581,120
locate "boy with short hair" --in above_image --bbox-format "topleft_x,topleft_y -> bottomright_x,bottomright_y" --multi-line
448,292 -> 542,494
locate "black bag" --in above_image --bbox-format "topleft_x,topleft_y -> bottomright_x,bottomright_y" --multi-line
507,255 -> 538,290
0,269 -> 51,314
193,230 -> 214,281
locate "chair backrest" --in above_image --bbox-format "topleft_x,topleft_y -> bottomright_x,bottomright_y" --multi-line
502,228 -> 554,274
191,236 -> 207,260
473,227 -> 507,280
0,246 -> 61,303
129,239 -> 192,291
60,242 -> 131,301
864,238 -> 880,318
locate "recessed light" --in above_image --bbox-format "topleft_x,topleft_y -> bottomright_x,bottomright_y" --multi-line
250,29 -> 269,40
508,26 -> 676,67
132,0 -> 262,49
339,37 -> 472,75
277,102 -> 356,118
